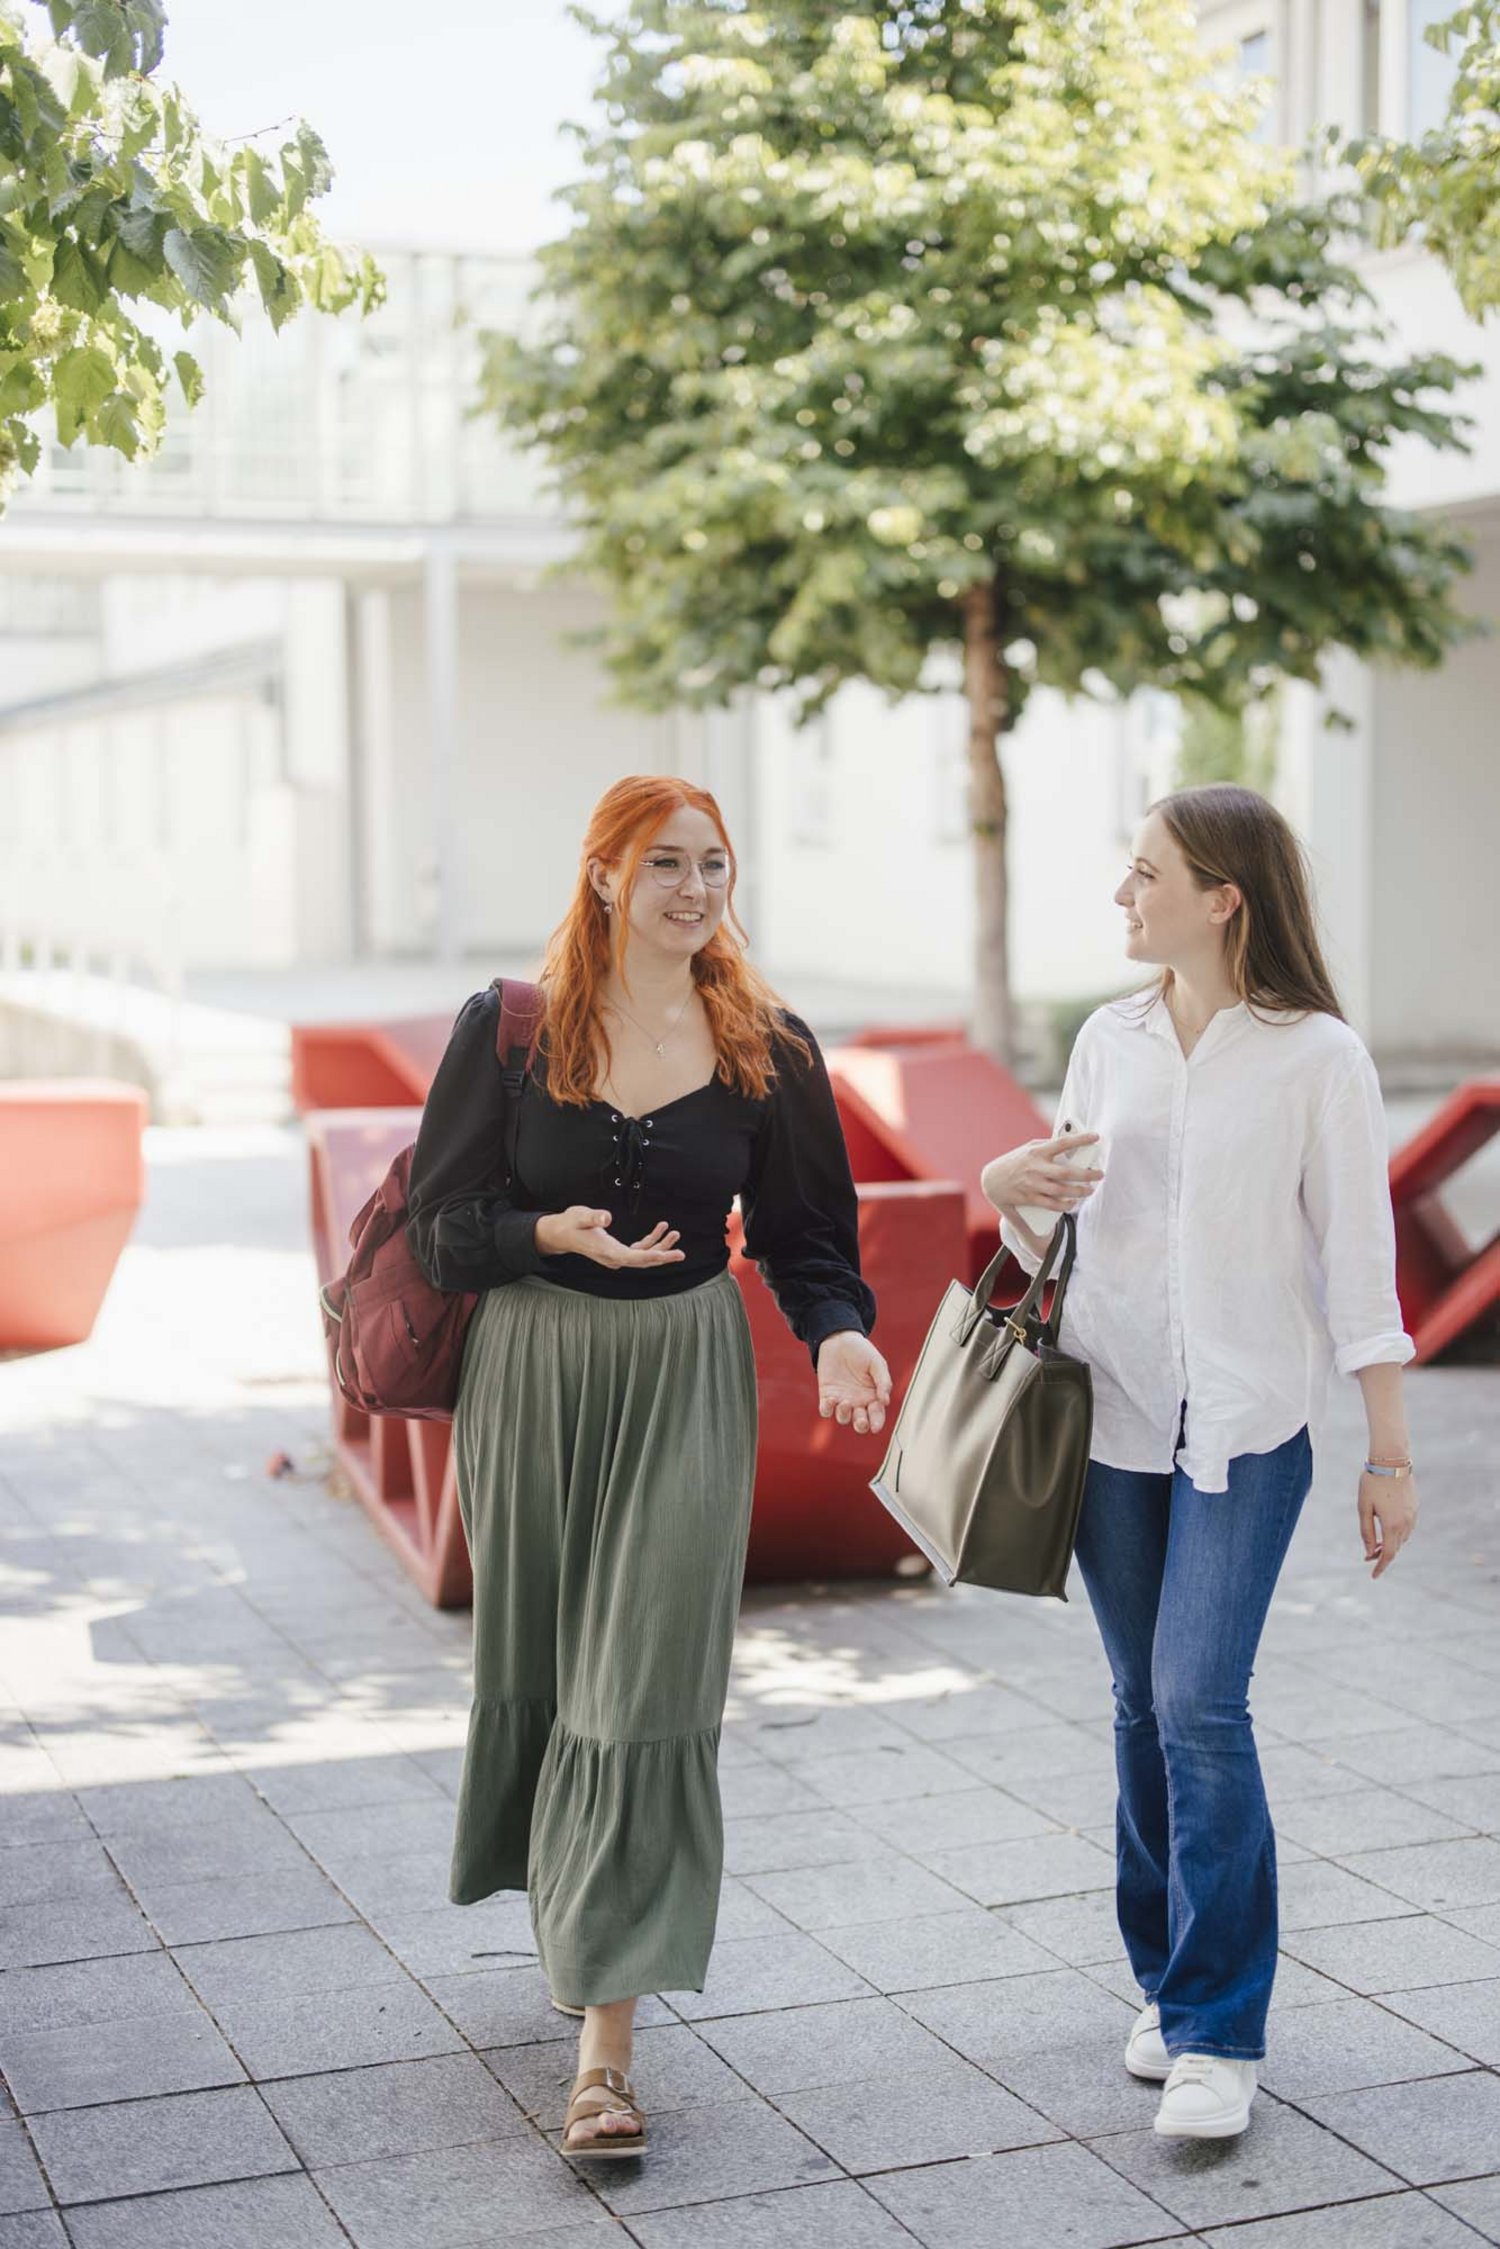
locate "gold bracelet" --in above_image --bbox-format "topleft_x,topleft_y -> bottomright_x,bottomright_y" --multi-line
1363,1458 -> 1414,1479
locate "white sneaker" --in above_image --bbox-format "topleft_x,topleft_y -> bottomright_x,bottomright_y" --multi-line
1153,2052 -> 1258,2139
1124,2002 -> 1171,2082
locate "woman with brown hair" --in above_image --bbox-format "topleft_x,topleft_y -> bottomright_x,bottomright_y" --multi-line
982,783 -> 1418,2143
406,775 -> 890,2162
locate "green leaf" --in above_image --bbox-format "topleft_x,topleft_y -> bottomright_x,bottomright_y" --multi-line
50,232 -> 107,310
238,149 -> 282,227
106,236 -> 159,295
0,241 -> 23,297
248,236 -> 298,327
173,347 -> 203,406
65,1 -> 135,80
161,223 -> 241,307
52,339 -> 115,440
93,387 -> 141,453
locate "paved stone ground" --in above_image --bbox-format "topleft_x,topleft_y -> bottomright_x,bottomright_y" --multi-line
1,1123 -> 1498,2248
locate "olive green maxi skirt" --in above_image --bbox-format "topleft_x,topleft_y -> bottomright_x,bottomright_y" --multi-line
450,1268 -> 759,2006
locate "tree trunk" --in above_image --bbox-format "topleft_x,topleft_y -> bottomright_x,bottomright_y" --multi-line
964,578 -> 1013,1066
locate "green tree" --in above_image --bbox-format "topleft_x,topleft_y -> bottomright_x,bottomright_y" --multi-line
0,0 -> 381,507
485,0 -> 1472,1061
1344,2 -> 1500,322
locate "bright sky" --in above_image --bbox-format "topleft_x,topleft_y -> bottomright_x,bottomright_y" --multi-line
156,1 -> 612,256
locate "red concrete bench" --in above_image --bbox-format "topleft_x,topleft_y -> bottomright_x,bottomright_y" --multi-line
0,1080 -> 147,1350
304,1106 -> 962,1605
829,1029 -> 1050,1281
291,1017 -> 452,1114
1390,1079 -> 1500,1362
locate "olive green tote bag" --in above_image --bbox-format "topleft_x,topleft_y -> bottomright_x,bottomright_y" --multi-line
870,1216 -> 1093,1598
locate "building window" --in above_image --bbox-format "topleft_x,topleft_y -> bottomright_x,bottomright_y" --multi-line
1236,27 -> 1276,142
790,713 -> 834,846
1363,0 -> 1383,134
1407,0 -> 1460,135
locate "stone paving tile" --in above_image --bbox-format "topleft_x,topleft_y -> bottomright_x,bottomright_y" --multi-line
200,1975 -> 465,2080
0,1844 -> 120,1915
1253,1997 -> 1474,2099
1198,2196 -> 1498,2249
424,1964 -> 671,2047
742,1708 -> 914,1764
1275,1788 -> 1473,1856
852,1785 -> 1055,1854
1403,1775 -> 1500,1834
1446,1903 -> 1500,1947
718,1761 -> 824,1820
482,2023 -> 755,2131
1086,2094 -> 1404,2229
867,2134 -> 1186,2249
901,1967 -> 1136,2068
1330,1726 -> 1500,1788
0,2007 -> 244,2117
0,2216 -> 67,2248
722,1809 -> 871,1877
70,1774 -> 265,1837
625,2178 -> 915,2248
699,1994 -> 953,2096
942,1721 -> 1113,1791
667,1933 -> 873,2021
1000,1886 -> 1132,1969
361,1895 -> 537,1981
27,2084 -> 295,2205
60,2172 -> 351,2249
741,1851 -> 970,1933
780,1743 -> 977,1808
1429,2176 -> 1500,2242
238,1752 -> 449,1817
588,2098 -> 839,2218
714,1876 -> 795,1941
262,2051 -> 527,2166
0,1952 -> 192,2038
0,2122 -> 48,2216
813,1907 -> 1060,1994
1378,1976 -> 1500,2066
0,1797 -> 92,1849
779,2056 -> 1061,2173
1302,2071 -> 1500,2183
1339,1839 -> 1500,1914
927,1830 -> 1115,1907
1280,1914 -> 1500,1995
883,1682 -> 1068,1743
284,1799 -> 458,1870
313,2132 -> 607,2245
980,2029 -> 1167,2139
1276,1859 -> 1418,1930
131,1865 -> 358,1947
173,1921 -> 407,2011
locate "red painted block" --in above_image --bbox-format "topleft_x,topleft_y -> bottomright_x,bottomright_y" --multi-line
1389,1080 -> 1500,1362
291,1016 -> 452,1114
0,1080 -> 147,1350
829,1033 -> 1049,1281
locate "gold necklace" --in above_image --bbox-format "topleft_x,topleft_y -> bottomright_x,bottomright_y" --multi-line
604,989 -> 694,1060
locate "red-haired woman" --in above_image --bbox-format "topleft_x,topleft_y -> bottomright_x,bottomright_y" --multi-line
407,777 -> 890,2162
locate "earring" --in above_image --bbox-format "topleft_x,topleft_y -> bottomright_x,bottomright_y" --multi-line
600,898 -> 612,915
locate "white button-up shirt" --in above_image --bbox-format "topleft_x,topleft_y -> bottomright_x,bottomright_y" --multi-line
998,995 -> 1413,1493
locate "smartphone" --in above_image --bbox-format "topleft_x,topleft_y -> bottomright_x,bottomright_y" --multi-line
1014,1119 -> 1094,1239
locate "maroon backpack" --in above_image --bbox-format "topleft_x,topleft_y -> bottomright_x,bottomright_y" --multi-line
317,979 -> 542,1421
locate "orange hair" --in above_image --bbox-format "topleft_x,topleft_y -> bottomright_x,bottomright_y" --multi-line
538,775 -> 812,1106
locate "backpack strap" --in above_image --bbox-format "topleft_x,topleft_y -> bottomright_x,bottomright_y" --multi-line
490,977 -> 543,1187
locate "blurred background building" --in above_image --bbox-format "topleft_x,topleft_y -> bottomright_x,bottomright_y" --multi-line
0,0 -> 1496,1115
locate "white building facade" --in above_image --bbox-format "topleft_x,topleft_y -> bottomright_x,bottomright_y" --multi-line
1,1 -> 1496,1066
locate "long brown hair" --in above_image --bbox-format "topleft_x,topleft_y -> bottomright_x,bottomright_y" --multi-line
538,775 -> 811,1105
1148,784 -> 1345,1020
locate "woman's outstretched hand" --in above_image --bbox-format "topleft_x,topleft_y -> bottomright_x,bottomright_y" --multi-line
534,1209 -> 686,1269
1359,1469 -> 1419,1579
816,1332 -> 893,1436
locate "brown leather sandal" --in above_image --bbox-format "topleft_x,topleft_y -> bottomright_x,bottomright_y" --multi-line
562,2064 -> 648,2161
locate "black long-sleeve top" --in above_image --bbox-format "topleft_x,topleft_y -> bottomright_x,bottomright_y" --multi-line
405,987 -> 876,1362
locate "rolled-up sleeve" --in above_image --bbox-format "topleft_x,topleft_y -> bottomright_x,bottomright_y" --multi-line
741,1016 -> 876,1363
1301,1047 -> 1415,1376
405,989 -> 547,1293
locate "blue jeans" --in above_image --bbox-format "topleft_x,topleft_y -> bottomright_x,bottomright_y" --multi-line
1071,1425 -> 1313,2061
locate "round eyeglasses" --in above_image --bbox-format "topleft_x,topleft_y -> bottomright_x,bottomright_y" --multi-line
639,852 -> 733,890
